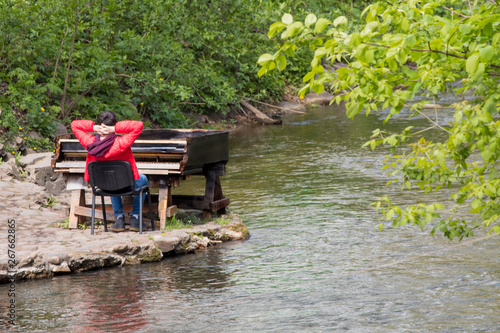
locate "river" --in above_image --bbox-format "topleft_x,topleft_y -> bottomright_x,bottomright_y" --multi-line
2,101 -> 500,332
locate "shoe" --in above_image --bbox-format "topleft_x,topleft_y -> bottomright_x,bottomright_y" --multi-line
109,215 -> 126,232
130,215 -> 147,232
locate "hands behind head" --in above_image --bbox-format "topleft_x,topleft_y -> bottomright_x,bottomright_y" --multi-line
94,124 -> 115,136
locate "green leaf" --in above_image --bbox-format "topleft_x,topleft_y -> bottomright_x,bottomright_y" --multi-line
404,34 -> 416,47
481,148 -> 492,162
333,16 -> 347,27
429,39 -> 442,50
386,209 -> 395,220
346,102 -> 361,118
378,23 -> 389,34
471,63 -> 485,81
479,45 -> 494,62
281,25 -> 298,39
268,22 -> 285,39
483,22 -> 494,37
257,53 -> 273,66
493,32 -> 500,46
466,53 -> 480,74
282,13 -> 293,25
298,84 -> 310,98
471,199 -> 482,210
257,66 -> 267,78
348,32 -> 362,47
314,18 -> 331,33
276,54 -> 286,71
314,47 -> 328,58
364,21 -> 379,33
312,81 -> 325,94
492,225 -> 500,235
360,4 -> 373,19
305,14 -> 317,28
400,17 -> 410,32
302,66 -> 324,83
485,99 -> 497,113
365,49 -> 375,63
303,71 -> 315,82
459,24 -> 472,35
408,0 -> 420,8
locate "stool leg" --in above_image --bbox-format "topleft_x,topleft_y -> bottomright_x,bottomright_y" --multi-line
91,194 -> 96,235
147,189 -> 155,231
139,189 -> 143,234
101,196 -> 108,232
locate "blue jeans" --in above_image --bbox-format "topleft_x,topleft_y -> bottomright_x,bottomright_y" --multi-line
110,174 -> 148,218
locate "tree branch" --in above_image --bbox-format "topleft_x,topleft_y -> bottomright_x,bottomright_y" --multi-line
65,74 -> 134,114
467,0 -> 473,14
141,23 -> 155,41
441,6 -> 470,18
48,28 -> 70,99
407,105 -> 452,134
363,42 -> 500,69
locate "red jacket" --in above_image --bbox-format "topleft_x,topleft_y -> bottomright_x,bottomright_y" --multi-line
71,120 -> 143,181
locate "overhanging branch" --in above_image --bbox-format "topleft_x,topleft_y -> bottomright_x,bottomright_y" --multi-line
363,42 -> 500,69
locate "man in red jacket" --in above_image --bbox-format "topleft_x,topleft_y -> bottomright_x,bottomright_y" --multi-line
71,111 -> 147,232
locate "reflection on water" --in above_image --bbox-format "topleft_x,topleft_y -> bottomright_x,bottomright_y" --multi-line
2,102 -> 500,332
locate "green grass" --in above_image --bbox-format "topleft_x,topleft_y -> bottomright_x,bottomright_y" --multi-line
163,214 -> 195,231
55,219 -> 69,229
38,195 -> 58,208
213,215 -> 232,225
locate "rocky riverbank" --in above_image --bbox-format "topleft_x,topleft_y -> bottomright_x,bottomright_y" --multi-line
0,157 -> 249,284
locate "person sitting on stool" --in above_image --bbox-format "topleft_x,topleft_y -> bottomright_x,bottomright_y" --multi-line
71,111 -> 147,232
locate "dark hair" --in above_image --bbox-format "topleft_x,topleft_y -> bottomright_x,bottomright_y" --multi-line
96,111 -> 117,126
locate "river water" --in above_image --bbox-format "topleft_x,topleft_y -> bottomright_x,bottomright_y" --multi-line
2,101 -> 500,332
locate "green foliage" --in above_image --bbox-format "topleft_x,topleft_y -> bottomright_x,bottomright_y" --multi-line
37,195 -> 58,208
55,219 -> 70,229
0,0 -> 372,145
164,214 -> 195,231
213,215 -> 232,225
0,0 -> 305,142
259,0 -> 500,240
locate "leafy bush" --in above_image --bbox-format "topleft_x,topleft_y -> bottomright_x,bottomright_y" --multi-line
0,0 -> 366,148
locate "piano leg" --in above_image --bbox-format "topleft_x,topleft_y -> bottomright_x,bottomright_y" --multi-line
203,167 -> 229,219
214,175 -> 227,215
170,163 -> 230,219
158,179 -> 177,230
69,189 -> 87,229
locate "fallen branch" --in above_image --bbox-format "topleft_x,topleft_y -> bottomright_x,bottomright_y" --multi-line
240,101 -> 281,125
239,96 -> 305,114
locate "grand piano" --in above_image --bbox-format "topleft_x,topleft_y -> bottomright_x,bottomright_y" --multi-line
52,129 -> 230,230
